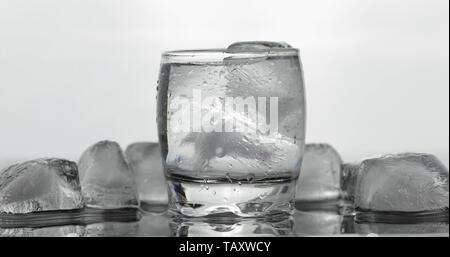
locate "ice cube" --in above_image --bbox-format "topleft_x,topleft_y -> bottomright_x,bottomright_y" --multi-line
224,53 -> 303,99
169,131 -> 300,177
78,141 -> 138,209
295,144 -> 343,202
226,41 -> 292,53
125,142 -> 168,212
0,158 -> 84,214
355,153 -> 449,213
340,163 -> 361,202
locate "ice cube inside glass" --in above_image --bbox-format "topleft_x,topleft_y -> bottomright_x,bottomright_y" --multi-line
157,42 -> 306,217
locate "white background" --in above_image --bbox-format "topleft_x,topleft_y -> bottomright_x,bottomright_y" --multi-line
0,0 -> 448,166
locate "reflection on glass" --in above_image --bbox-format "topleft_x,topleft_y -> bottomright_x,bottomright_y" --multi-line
0,225 -> 84,237
169,215 -> 294,237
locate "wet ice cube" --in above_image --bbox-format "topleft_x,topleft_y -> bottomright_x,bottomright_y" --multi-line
167,130 -> 302,180
0,158 -> 84,214
226,41 -> 292,53
355,153 -> 449,213
224,52 -> 303,100
78,141 -> 138,209
295,144 -> 342,202
340,163 -> 361,202
125,142 -> 168,212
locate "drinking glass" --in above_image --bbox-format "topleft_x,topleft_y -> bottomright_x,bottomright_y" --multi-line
157,41 -> 306,217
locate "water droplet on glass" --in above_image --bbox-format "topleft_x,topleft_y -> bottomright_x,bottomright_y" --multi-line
247,173 -> 255,184
215,147 -> 226,158
226,173 -> 233,183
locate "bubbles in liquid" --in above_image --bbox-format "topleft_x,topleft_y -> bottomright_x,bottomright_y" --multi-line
215,147 -> 226,158
175,155 -> 183,164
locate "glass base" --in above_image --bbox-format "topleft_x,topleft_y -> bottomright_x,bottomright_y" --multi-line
139,201 -> 168,214
166,175 -> 296,218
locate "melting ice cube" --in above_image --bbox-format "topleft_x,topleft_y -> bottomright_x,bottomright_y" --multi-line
0,158 -> 84,214
78,141 -> 138,209
126,142 -> 168,212
226,41 -> 292,52
295,144 -> 343,203
355,153 -> 449,213
340,163 -> 361,202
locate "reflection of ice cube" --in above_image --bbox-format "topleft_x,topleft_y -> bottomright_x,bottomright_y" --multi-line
84,222 -> 138,237
296,144 -> 342,202
136,213 -> 171,237
0,159 -> 84,214
355,153 -> 449,213
0,225 -> 85,237
355,222 -> 448,235
78,141 -> 138,209
126,142 -> 168,212
293,211 -> 343,236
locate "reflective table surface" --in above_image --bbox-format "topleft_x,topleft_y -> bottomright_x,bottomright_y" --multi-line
0,158 -> 448,237
0,206 -> 448,237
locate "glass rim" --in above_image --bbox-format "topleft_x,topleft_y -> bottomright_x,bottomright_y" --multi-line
161,48 -> 299,64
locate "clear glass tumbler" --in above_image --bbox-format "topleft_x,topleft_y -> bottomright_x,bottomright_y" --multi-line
157,41 -> 306,217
